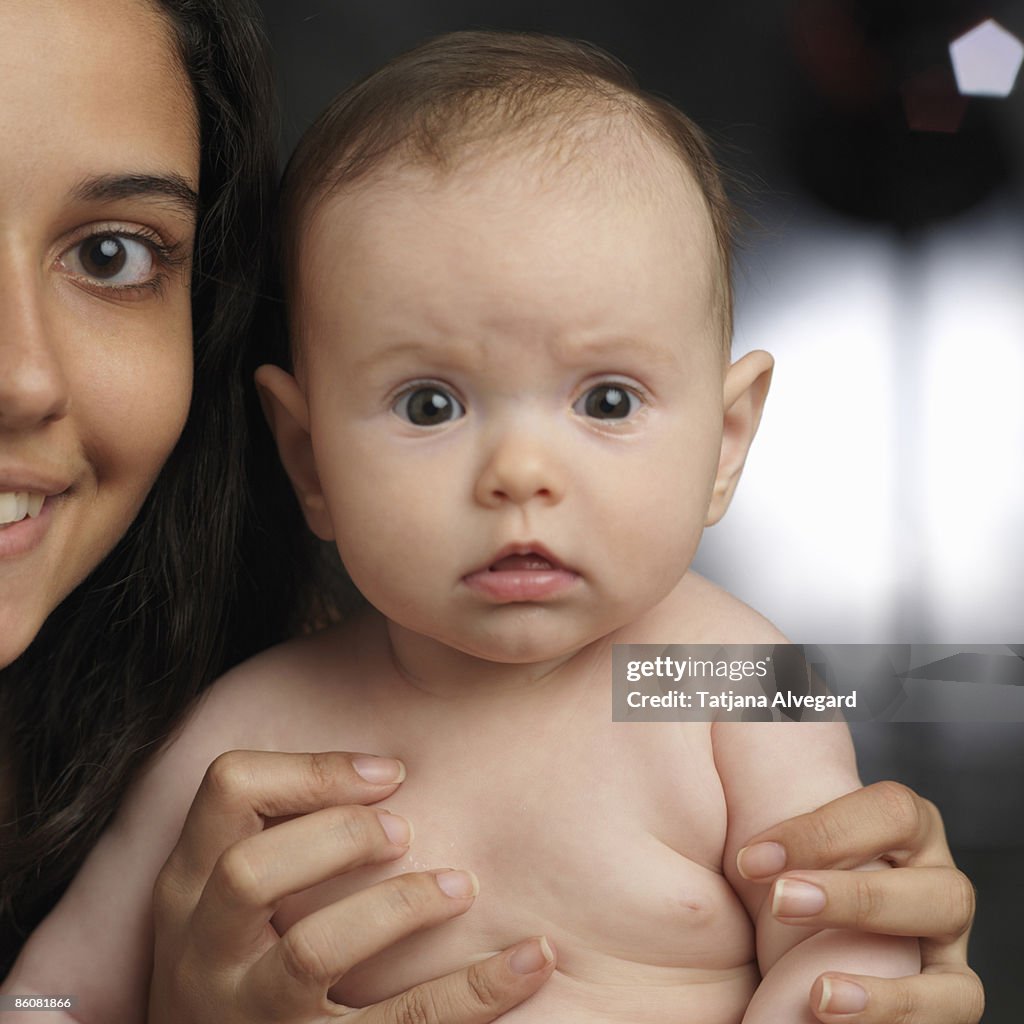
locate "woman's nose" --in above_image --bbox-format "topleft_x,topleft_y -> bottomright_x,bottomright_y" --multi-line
0,263 -> 70,429
473,429 -> 565,509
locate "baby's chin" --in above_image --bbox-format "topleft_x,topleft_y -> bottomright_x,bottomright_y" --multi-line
378,581 -> 693,671
420,606 -> 622,667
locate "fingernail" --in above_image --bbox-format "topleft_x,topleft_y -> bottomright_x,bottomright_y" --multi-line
819,977 -> 868,1015
772,878 -> 826,917
377,811 -> 412,847
508,936 -> 555,974
435,869 -> 480,899
353,756 -> 406,784
736,841 -> 787,879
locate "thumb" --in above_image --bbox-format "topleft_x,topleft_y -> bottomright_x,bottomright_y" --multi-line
810,968 -> 984,1024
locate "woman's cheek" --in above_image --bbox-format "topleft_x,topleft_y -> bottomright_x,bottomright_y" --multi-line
82,324 -> 194,537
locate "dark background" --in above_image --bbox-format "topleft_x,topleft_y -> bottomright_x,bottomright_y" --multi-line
257,2 -> 1024,1017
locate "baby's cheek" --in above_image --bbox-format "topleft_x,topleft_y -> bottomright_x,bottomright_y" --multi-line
607,462 -> 710,592
328,467 -> 443,605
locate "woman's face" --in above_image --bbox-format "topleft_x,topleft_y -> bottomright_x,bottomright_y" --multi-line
0,0 -> 198,667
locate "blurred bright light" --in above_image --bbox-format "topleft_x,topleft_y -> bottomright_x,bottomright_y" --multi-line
696,224 -> 899,641
696,207 -> 1024,642
950,19 -> 1023,98
919,214 -> 1024,639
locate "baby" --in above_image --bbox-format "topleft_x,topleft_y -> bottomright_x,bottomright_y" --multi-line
5,31 -> 917,1023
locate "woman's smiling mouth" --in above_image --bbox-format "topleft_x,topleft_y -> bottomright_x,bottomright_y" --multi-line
0,491 -> 45,525
0,495 -> 55,559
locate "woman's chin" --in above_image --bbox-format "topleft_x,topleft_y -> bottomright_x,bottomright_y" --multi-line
0,606 -> 43,669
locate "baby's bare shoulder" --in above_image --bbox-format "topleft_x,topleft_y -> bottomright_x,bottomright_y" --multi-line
638,572 -> 788,644
192,612 -> 380,748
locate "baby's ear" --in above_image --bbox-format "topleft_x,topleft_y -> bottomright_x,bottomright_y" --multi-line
706,350 -> 773,526
254,364 -> 334,541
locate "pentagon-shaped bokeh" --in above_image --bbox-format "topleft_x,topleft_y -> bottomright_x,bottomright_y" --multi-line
950,18 -> 1024,98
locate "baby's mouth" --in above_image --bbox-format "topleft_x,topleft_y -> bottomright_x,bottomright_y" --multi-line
463,545 -> 579,602
488,552 -> 558,572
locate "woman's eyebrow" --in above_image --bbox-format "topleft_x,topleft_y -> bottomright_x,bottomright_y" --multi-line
70,172 -> 200,217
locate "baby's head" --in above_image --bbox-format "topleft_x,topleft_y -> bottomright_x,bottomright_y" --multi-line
259,31 -> 772,665
281,30 -> 738,355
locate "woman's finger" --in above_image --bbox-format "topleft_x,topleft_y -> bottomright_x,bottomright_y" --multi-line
809,967 -> 984,1024
356,937 -> 557,1024
189,804 -> 412,959
770,866 -> 975,941
244,869 -> 483,1011
166,750 -> 406,885
737,781 -> 950,879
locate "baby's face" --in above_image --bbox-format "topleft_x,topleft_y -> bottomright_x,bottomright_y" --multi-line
288,154 -> 736,664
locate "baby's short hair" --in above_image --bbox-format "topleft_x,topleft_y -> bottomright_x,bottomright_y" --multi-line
281,30 -> 738,352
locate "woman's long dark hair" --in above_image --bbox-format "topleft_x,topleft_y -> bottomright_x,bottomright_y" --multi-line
0,0 -> 309,970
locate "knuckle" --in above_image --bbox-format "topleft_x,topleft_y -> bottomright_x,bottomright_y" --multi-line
868,780 -> 923,846
946,871 -> 977,939
306,751 -> 337,799
851,872 -> 883,928
151,860 -> 190,918
150,871 -> 173,917
278,922 -> 334,988
210,842 -> 267,909
382,875 -> 434,922
889,983 -> 919,1024
807,807 -> 848,861
962,970 -> 985,1023
385,987 -> 438,1024
325,805 -> 376,852
203,750 -> 254,803
463,962 -> 502,1010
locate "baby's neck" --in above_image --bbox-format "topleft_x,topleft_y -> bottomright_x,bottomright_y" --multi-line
384,619 -> 608,701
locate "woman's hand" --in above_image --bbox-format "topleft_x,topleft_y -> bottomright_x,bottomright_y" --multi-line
736,781 -> 983,1024
148,750 -> 555,1023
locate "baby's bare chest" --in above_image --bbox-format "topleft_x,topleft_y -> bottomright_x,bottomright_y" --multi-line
269,690 -> 755,1009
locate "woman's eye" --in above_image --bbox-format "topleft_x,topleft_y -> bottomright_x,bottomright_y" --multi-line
393,385 -> 465,426
574,384 -> 641,420
60,233 -> 156,288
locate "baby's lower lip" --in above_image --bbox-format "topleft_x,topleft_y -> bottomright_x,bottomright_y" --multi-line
462,559 -> 580,602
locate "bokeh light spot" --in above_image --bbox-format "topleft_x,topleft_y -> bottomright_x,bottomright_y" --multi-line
950,19 -> 1023,98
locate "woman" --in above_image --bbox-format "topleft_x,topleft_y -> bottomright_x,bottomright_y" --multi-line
0,1 -> 983,1021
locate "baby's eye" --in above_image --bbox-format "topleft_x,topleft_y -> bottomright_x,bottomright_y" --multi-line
573,383 -> 642,420
59,233 -> 157,288
393,385 -> 465,427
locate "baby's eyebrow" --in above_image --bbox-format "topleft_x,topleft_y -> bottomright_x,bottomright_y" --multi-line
525,331 -> 691,379
351,331 -> 682,374
70,172 -> 200,220
553,334 -> 678,368
351,338 -> 449,374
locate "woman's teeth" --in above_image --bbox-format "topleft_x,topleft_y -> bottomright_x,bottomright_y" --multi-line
0,492 -> 45,525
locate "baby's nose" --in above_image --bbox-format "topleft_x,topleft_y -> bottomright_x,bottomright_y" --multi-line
473,429 -> 564,508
